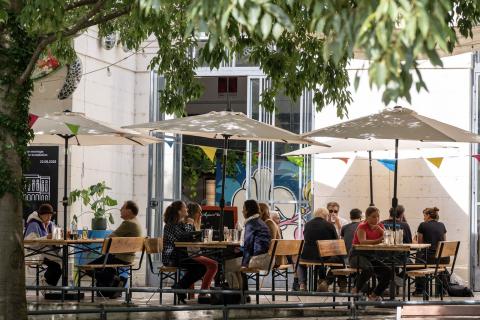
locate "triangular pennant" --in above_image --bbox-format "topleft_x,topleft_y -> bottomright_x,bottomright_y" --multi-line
286,156 -> 304,167
200,146 -> 217,163
377,159 -> 396,172
426,157 -> 443,168
65,123 -> 79,135
165,140 -> 174,148
473,155 -> 480,162
28,113 -> 39,128
334,157 -> 349,164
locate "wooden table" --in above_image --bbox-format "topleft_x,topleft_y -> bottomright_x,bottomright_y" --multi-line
24,238 -> 106,294
353,243 -> 431,301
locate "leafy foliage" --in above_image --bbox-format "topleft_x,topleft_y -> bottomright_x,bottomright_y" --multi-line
68,181 -> 118,224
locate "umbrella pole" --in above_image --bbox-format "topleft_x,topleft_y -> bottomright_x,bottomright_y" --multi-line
219,135 -> 230,241
368,150 -> 374,206
392,139 -> 399,244
61,135 -> 70,287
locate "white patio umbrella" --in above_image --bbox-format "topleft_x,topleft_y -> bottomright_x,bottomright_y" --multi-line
302,106 -> 480,241
30,110 -> 161,286
282,138 -> 455,206
124,111 -> 327,240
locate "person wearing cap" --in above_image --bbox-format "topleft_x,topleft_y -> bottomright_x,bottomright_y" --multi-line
24,203 -> 62,286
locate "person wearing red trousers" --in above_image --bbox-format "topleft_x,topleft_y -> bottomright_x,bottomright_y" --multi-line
186,202 -> 218,302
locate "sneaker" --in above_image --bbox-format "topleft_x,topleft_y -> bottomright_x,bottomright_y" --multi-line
368,294 -> 382,302
316,280 -> 329,292
39,276 -> 47,296
291,279 -> 300,291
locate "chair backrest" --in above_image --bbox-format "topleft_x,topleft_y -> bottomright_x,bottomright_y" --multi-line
105,237 -> 145,254
144,237 -> 163,254
436,241 -> 460,259
268,239 -> 304,256
317,239 -> 348,258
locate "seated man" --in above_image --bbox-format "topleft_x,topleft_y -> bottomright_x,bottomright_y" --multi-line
341,208 -> 362,254
87,200 -> 142,298
381,205 -> 412,244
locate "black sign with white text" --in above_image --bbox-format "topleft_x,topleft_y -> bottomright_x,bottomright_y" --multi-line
23,146 -> 59,220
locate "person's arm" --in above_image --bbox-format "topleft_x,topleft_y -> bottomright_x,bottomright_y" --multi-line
241,224 -> 254,267
356,226 -> 383,245
417,223 -> 424,244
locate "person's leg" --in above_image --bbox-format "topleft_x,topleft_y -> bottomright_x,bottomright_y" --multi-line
372,261 -> 391,297
349,255 -> 374,293
225,257 -> 243,289
178,259 -> 207,289
192,256 -> 218,290
296,264 -> 307,290
43,258 -> 62,286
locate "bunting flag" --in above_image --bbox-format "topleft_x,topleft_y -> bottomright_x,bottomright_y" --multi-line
65,123 -> 79,135
28,113 -> 39,128
165,140 -> 174,148
473,155 -> 480,162
334,157 -> 349,164
377,159 -> 396,172
426,157 -> 444,168
200,146 -> 217,163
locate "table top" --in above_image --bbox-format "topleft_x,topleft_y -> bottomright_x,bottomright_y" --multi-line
175,241 -> 241,248
353,243 -> 431,252
24,238 -> 105,245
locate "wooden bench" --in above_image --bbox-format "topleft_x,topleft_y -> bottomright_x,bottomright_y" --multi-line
76,237 -> 145,302
406,241 -> 460,301
242,239 -> 304,304
144,237 -> 180,304
317,239 -> 356,305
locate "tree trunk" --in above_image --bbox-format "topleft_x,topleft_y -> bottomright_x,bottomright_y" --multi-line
0,85 -> 28,319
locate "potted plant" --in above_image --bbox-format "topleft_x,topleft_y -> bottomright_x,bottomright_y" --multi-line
68,181 -> 118,230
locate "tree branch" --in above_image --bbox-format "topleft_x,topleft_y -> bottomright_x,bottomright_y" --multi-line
64,0 -> 98,11
16,0 -> 109,84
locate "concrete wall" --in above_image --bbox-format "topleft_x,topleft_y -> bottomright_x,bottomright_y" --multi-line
313,53 -> 472,283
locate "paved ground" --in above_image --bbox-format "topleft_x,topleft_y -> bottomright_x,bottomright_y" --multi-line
26,289 -> 480,319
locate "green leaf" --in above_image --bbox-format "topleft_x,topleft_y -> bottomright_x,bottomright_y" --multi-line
260,13 -> 273,39
248,5 -> 261,29
272,23 -> 284,39
108,213 -> 115,225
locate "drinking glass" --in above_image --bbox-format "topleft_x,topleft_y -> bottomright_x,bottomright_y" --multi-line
203,229 -> 213,242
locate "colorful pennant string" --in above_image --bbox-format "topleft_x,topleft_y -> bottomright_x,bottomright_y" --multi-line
28,113 -> 39,128
377,159 -> 396,172
65,123 -> 79,135
200,146 -> 217,163
426,157 -> 444,168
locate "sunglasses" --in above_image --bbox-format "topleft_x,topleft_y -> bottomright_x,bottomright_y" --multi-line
329,209 -> 339,213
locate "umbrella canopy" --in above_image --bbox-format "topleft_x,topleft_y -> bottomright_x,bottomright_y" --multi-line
282,138 -> 449,156
124,111 -> 328,146
303,106 -> 480,143
32,111 -> 161,146
301,106 -> 480,244
125,110 -> 324,241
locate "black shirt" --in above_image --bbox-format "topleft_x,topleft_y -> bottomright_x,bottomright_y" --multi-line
381,218 -> 413,244
340,221 -> 360,253
301,217 -> 338,261
417,220 -> 447,254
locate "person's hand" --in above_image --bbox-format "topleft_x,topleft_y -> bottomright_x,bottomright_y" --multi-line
185,217 -> 194,225
371,225 -> 384,234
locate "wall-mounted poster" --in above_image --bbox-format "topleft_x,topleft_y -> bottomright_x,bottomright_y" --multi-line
23,146 -> 59,221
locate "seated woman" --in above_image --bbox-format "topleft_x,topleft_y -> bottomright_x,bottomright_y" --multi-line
349,206 -> 390,301
414,206 -> 448,295
225,200 -> 271,290
259,203 -> 281,240
162,201 -> 208,303
297,207 -> 341,292
186,202 -> 218,301
24,203 -> 62,287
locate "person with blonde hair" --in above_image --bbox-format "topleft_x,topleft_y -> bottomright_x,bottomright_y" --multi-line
259,203 -> 281,240
296,207 -> 339,291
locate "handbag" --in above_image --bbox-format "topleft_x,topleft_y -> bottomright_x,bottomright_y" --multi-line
178,231 -> 203,242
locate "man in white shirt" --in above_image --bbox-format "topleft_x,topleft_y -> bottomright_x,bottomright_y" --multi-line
327,201 -> 348,235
